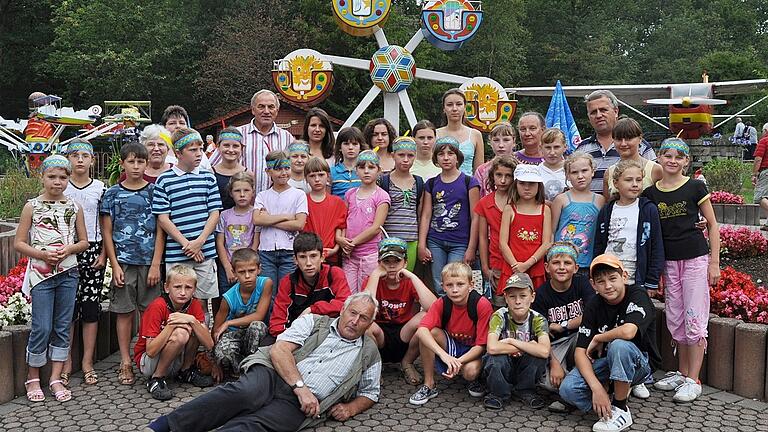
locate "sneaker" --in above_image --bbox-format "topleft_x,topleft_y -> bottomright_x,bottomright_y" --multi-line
177,367 -> 214,388
592,406 -> 633,432
514,390 -> 546,409
672,378 -> 702,403
548,400 -> 576,413
483,395 -> 503,410
467,380 -> 486,398
631,383 -> 650,399
409,385 -> 439,405
147,377 -> 173,401
654,371 -> 685,391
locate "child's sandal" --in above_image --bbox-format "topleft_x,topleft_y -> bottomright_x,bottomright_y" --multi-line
49,380 -> 72,402
24,378 -> 45,402
60,372 -> 70,387
118,363 -> 135,385
83,369 -> 98,385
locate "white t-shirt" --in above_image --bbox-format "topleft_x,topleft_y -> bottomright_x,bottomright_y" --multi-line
539,164 -> 566,202
288,178 -> 310,193
64,179 -> 106,242
606,199 -> 639,284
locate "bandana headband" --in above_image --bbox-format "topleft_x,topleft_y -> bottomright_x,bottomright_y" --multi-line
174,131 -> 202,150
378,237 -> 408,253
65,141 -> 93,155
358,148 -> 380,165
42,155 -> 72,173
266,158 -> 291,169
547,243 -> 579,262
287,142 -> 310,155
659,138 -> 689,156
218,131 -> 243,144
392,136 -> 417,153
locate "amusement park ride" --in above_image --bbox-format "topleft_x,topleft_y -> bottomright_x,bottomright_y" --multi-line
271,1 -> 768,139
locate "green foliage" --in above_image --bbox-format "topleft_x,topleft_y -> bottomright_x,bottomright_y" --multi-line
702,158 -> 750,194
0,170 -> 40,220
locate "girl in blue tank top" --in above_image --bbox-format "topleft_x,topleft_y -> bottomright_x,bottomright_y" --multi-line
550,153 -> 605,275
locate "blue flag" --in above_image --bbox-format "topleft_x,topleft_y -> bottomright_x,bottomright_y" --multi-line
545,80 -> 582,153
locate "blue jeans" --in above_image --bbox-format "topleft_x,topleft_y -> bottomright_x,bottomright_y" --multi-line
427,238 -> 468,295
559,340 -> 652,412
27,269 -> 79,367
484,353 -> 547,399
259,250 -> 296,318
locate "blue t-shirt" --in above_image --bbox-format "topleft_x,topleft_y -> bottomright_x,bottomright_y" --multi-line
222,276 -> 268,331
330,163 -> 361,199
555,192 -> 600,268
426,173 -> 480,244
152,167 -> 223,262
99,183 -> 156,265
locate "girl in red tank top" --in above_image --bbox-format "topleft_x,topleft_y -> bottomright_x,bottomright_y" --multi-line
499,165 -> 552,292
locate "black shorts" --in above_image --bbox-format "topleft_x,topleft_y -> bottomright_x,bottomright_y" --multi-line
379,323 -> 409,363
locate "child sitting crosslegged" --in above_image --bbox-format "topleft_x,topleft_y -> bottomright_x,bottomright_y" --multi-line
364,237 -> 436,385
483,272 -> 550,411
409,262 -> 493,406
212,248 -> 272,377
134,265 -> 215,401
531,242 -> 595,409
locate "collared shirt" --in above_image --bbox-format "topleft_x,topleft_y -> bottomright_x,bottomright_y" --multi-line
330,163 -> 361,198
152,165 -> 222,262
575,135 -> 657,193
209,120 -> 294,194
277,314 -> 382,402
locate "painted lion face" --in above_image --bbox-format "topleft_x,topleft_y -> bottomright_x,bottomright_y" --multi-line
290,55 -> 325,91
465,83 -> 500,121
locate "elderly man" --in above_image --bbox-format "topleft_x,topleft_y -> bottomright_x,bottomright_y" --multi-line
148,292 -> 382,432
575,90 -> 656,193
210,89 -> 294,194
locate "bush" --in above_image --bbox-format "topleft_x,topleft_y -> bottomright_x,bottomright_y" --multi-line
710,266 -> 768,324
0,170 -> 41,220
702,158 -> 749,194
720,226 -> 768,258
710,190 -> 745,204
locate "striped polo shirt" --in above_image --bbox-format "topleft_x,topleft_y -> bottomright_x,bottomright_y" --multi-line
209,120 -> 294,195
152,166 -> 223,262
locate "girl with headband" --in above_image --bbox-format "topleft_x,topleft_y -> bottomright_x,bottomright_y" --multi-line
212,126 -> 247,211
286,141 -> 311,193
642,137 -> 720,403
15,155 -> 89,403
338,149 -> 391,293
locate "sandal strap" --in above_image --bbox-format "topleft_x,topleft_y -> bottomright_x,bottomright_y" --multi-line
49,380 -> 64,387
25,378 -> 41,385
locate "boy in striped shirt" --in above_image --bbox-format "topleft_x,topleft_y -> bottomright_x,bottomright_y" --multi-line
153,128 -> 222,325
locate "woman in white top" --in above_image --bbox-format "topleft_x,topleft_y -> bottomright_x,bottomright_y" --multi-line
603,117 -> 663,200
436,88 -> 484,175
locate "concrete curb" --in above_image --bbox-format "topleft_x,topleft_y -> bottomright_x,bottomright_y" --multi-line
0,331 -> 13,403
733,322 -> 768,400
6,325 -> 29,398
707,317 -> 742,391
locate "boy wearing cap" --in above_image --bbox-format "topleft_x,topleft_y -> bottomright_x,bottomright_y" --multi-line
364,237 -> 437,385
287,141 -> 310,192
153,128 -> 222,326
409,262 -> 493,406
483,272 -> 550,410
531,242 -> 595,409
559,254 -> 660,432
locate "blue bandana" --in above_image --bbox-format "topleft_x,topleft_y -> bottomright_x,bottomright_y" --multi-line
392,136 -> 417,153
546,243 -> 579,262
217,131 -> 243,144
174,131 -> 202,150
42,155 -> 72,173
357,149 -> 380,165
287,142 -> 310,155
659,137 -> 689,156
64,140 -> 93,155
266,158 -> 291,170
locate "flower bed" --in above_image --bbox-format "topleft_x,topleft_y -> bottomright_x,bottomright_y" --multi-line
0,258 -> 31,328
711,190 -> 745,204
720,225 -> 768,258
710,266 -> 768,324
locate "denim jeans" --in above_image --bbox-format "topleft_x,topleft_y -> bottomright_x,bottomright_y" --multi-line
259,249 -> 296,319
483,353 -> 546,400
27,269 -> 79,367
427,238 -> 468,295
559,339 -> 652,412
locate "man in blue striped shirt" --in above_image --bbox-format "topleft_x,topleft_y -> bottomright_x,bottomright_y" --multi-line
154,128 -> 222,324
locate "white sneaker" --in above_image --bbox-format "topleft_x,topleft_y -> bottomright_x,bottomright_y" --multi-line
631,383 -> 650,399
654,371 -> 686,391
673,378 -> 702,403
592,406 -> 633,432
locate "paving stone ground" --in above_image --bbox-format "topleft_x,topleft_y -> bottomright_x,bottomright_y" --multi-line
2,351 -> 768,431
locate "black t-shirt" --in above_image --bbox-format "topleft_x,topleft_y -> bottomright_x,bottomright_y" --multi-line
213,168 -> 235,211
532,274 -> 595,342
642,177 -> 709,260
576,286 -> 660,369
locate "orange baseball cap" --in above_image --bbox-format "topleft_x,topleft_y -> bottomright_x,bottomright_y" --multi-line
589,254 -> 625,278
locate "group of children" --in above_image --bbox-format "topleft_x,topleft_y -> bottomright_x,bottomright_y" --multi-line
15,102 -> 721,432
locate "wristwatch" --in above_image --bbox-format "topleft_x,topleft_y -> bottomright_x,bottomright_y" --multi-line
291,380 -> 305,390
560,320 -> 569,330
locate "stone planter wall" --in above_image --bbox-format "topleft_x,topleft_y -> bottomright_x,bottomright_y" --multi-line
713,203 -> 762,226
0,222 -> 21,275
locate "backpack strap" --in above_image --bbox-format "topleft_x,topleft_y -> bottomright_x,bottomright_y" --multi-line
467,290 -> 481,325
414,175 -> 424,211
527,312 -> 535,342
441,295 -> 453,328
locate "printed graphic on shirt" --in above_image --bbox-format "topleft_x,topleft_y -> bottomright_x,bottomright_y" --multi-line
431,190 -> 462,232
227,224 -> 250,250
380,299 -> 409,322
608,216 -> 630,253
626,302 -> 646,319
517,227 -> 540,242
559,218 -> 592,256
656,201 -> 687,219
546,299 -> 585,324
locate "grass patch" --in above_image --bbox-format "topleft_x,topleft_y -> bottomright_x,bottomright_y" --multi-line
742,172 -> 755,204
0,171 -> 41,220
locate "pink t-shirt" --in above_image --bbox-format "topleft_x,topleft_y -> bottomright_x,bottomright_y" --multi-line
474,160 -> 493,197
344,186 -> 391,257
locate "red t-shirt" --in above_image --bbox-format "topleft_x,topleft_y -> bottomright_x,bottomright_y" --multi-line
755,135 -> 768,171
304,193 -> 347,264
367,276 -> 418,325
474,192 -> 504,269
419,296 -> 493,346
133,296 -> 206,366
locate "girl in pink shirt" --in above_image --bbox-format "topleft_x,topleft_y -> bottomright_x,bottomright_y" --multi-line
339,149 -> 391,293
